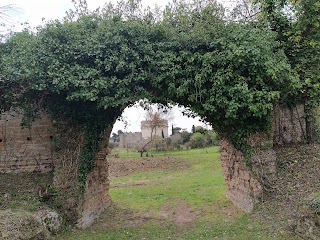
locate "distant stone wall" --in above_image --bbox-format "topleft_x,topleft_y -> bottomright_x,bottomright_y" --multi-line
119,132 -> 146,148
0,111 -> 56,173
273,104 -> 306,145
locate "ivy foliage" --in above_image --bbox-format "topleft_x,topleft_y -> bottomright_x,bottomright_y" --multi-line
0,0 -> 298,185
252,0 -> 320,141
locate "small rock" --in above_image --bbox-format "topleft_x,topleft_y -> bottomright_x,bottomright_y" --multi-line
34,210 -> 62,234
3,193 -> 11,201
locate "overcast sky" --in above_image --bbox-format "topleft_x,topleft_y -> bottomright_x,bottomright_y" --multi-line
1,0 -> 235,134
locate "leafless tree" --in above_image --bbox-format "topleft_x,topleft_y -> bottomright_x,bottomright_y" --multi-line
138,105 -> 173,157
228,0 -> 261,23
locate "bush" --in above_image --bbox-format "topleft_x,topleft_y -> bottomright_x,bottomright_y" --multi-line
207,131 -> 219,146
180,131 -> 192,144
189,132 -> 208,149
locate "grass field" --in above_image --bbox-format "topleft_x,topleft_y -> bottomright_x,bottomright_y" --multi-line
56,147 -> 296,240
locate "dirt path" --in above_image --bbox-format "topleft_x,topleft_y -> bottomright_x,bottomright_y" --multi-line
93,201 -> 200,230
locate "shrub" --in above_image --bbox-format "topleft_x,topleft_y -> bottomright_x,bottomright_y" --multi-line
189,132 -> 208,149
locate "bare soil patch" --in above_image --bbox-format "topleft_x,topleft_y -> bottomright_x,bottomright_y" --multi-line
108,156 -> 191,178
93,201 -> 199,230
160,202 -> 200,227
92,203 -> 159,230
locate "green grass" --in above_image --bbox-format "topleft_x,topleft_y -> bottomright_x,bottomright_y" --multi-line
56,147 -> 296,240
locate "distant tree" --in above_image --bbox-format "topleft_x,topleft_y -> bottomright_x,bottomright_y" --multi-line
111,132 -> 119,142
191,125 -> 196,133
180,131 -> 192,144
189,132 -> 208,149
207,130 -> 218,145
138,107 -> 172,157
195,126 -> 207,134
172,126 -> 182,134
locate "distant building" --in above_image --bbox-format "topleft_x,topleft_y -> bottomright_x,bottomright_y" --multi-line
118,120 -> 169,148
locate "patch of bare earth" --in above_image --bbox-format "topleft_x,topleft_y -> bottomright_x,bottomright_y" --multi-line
93,202 -> 199,230
92,203 -> 159,230
160,202 -> 200,227
108,156 -> 191,178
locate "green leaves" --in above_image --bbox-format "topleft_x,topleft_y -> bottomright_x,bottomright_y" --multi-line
0,0 -> 300,158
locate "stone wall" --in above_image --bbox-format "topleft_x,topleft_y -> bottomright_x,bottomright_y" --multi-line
119,132 -> 146,148
220,104 -> 307,213
0,111 -> 113,227
77,128 -> 112,228
0,111 -> 56,173
273,104 -> 306,145
0,103 -> 310,227
220,134 -> 277,212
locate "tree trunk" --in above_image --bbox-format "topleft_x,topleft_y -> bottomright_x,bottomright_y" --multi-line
305,102 -> 317,143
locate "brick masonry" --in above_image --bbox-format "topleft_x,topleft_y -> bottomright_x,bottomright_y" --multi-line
220,134 -> 277,212
0,111 -> 56,173
0,112 -> 112,227
77,128 -> 113,228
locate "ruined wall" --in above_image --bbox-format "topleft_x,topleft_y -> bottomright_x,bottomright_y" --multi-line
221,104 -> 308,212
77,128 -> 112,228
0,111 -> 112,227
0,111 -> 56,173
0,103 -> 310,226
273,104 -> 306,145
119,132 -> 146,148
220,134 -> 277,212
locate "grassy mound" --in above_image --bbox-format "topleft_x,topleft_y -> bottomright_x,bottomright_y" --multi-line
0,209 -> 49,240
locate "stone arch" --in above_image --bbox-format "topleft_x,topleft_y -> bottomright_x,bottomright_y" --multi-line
0,110 -> 266,224
0,104 -> 307,228
0,5 -> 308,227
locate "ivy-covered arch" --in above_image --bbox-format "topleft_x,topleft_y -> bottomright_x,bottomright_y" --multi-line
0,0 -> 299,227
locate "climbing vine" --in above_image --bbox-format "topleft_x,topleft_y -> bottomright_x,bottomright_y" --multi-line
78,124 -> 105,190
0,0 -> 303,184
252,0 -> 320,142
